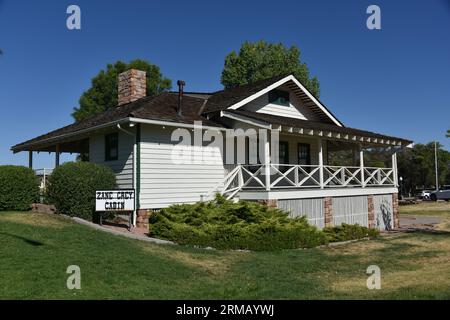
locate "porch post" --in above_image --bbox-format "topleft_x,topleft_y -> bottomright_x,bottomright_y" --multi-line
360,148 -> 365,187
264,135 -> 271,191
55,144 -> 60,167
28,151 -> 33,169
318,139 -> 324,189
392,152 -> 398,187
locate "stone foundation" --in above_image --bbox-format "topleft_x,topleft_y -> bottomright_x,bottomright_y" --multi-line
257,199 -> 278,208
136,209 -> 151,229
324,197 -> 333,227
367,195 -> 375,228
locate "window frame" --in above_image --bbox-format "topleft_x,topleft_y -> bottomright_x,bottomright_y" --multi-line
279,141 -> 290,165
104,132 -> 119,162
297,143 -> 311,166
268,89 -> 290,106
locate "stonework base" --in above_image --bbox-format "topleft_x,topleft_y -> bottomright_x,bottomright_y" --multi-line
257,199 -> 278,208
324,197 -> 333,227
367,195 -> 375,228
136,209 -> 150,229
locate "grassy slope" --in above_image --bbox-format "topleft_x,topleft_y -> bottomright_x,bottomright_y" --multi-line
1,211 -> 449,300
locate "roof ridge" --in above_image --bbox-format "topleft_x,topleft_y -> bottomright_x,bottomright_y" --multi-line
210,74 -> 291,94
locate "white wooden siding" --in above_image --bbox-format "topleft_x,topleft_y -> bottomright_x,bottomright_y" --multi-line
332,196 -> 369,227
278,198 -> 325,228
240,84 -> 320,121
139,124 -> 225,209
373,194 -> 394,230
89,130 -> 134,189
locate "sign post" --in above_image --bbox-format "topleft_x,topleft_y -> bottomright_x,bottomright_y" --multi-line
95,189 -> 135,230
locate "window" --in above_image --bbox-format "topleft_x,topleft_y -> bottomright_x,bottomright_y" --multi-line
105,133 -> 118,161
268,89 -> 290,106
279,141 -> 289,164
298,143 -> 311,166
245,137 -> 260,165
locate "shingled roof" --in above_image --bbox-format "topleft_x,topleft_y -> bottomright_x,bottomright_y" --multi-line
11,93 -> 225,152
11,74 -> 411,152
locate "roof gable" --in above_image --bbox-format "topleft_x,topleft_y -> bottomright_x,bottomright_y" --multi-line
229,75 -> 343,126
238,84 -> 321,121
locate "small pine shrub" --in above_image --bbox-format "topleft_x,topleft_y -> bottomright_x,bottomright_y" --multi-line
0,165 -> 39,211
323,223 -> 380,242
46,162 -> 116,220
149,194 -> 327,250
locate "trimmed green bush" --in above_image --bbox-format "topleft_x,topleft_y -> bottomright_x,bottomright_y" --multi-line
149,194 -> 327,250
0,165 -> 39,211
46,162 -> 116,220
323,223 -> 379,242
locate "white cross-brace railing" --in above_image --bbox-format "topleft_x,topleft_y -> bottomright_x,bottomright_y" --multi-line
363,167 -> 395,186
219,164 -> 395,199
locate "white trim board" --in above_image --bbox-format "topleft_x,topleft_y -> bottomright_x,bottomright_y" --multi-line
239,187 -> 398,200
220,111 -> 272,129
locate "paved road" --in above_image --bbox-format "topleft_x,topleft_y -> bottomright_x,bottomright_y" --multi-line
400,215 -> 442,228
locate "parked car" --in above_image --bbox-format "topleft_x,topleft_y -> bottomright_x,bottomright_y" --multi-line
417,189 -> 432,200
430,185 -> 450,201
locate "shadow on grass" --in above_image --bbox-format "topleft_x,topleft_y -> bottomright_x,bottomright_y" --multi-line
403,229 -> 450,236
0,232 -> 44,246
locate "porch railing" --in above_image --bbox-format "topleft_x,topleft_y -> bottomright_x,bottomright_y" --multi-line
221,164 -> 395,199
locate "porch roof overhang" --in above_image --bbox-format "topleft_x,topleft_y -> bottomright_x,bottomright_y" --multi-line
11,116 -> 228,154
10,118 -> 129,154
221,109 -> 413,148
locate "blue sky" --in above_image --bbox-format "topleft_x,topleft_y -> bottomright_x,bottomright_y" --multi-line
0,0 -> 449,168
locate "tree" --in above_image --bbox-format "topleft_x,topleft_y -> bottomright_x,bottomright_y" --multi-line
446,129 -> 449,138
72,59 -> 172,122
221,41 -> 320,97
397,142 -> 450,194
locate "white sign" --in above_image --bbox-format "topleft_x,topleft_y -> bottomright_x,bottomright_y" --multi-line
95,189 -> 135,211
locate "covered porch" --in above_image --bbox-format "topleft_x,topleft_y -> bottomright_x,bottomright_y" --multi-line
218,110 -> 411,200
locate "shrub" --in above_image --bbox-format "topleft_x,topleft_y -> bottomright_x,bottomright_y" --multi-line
149,194 -> 327,250
323,223 -> 380,242
0,165 -> 39,211
46,162 -> 116,220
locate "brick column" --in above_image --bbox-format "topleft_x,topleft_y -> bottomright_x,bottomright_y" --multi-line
258,199 -> 278,208
136,209 -> 150,229
392,193 -> 399,229
324,197 -> 333,227
367,195 -> 375,228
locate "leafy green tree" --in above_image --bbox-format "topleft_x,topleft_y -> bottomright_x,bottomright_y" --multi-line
446,129 -> 449,137
221,41 -> 320,97
72,59 -> 172,122
397,142 -> 450,194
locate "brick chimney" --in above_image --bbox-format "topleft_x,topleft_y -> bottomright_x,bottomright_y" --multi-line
117,69 -> 146,106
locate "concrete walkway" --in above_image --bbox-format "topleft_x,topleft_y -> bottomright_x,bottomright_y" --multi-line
399,215 -> 443,229
68,216 -> 174,245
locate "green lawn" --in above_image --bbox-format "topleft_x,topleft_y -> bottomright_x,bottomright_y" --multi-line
399,201 -> 450,217
1,211 -> 450,299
